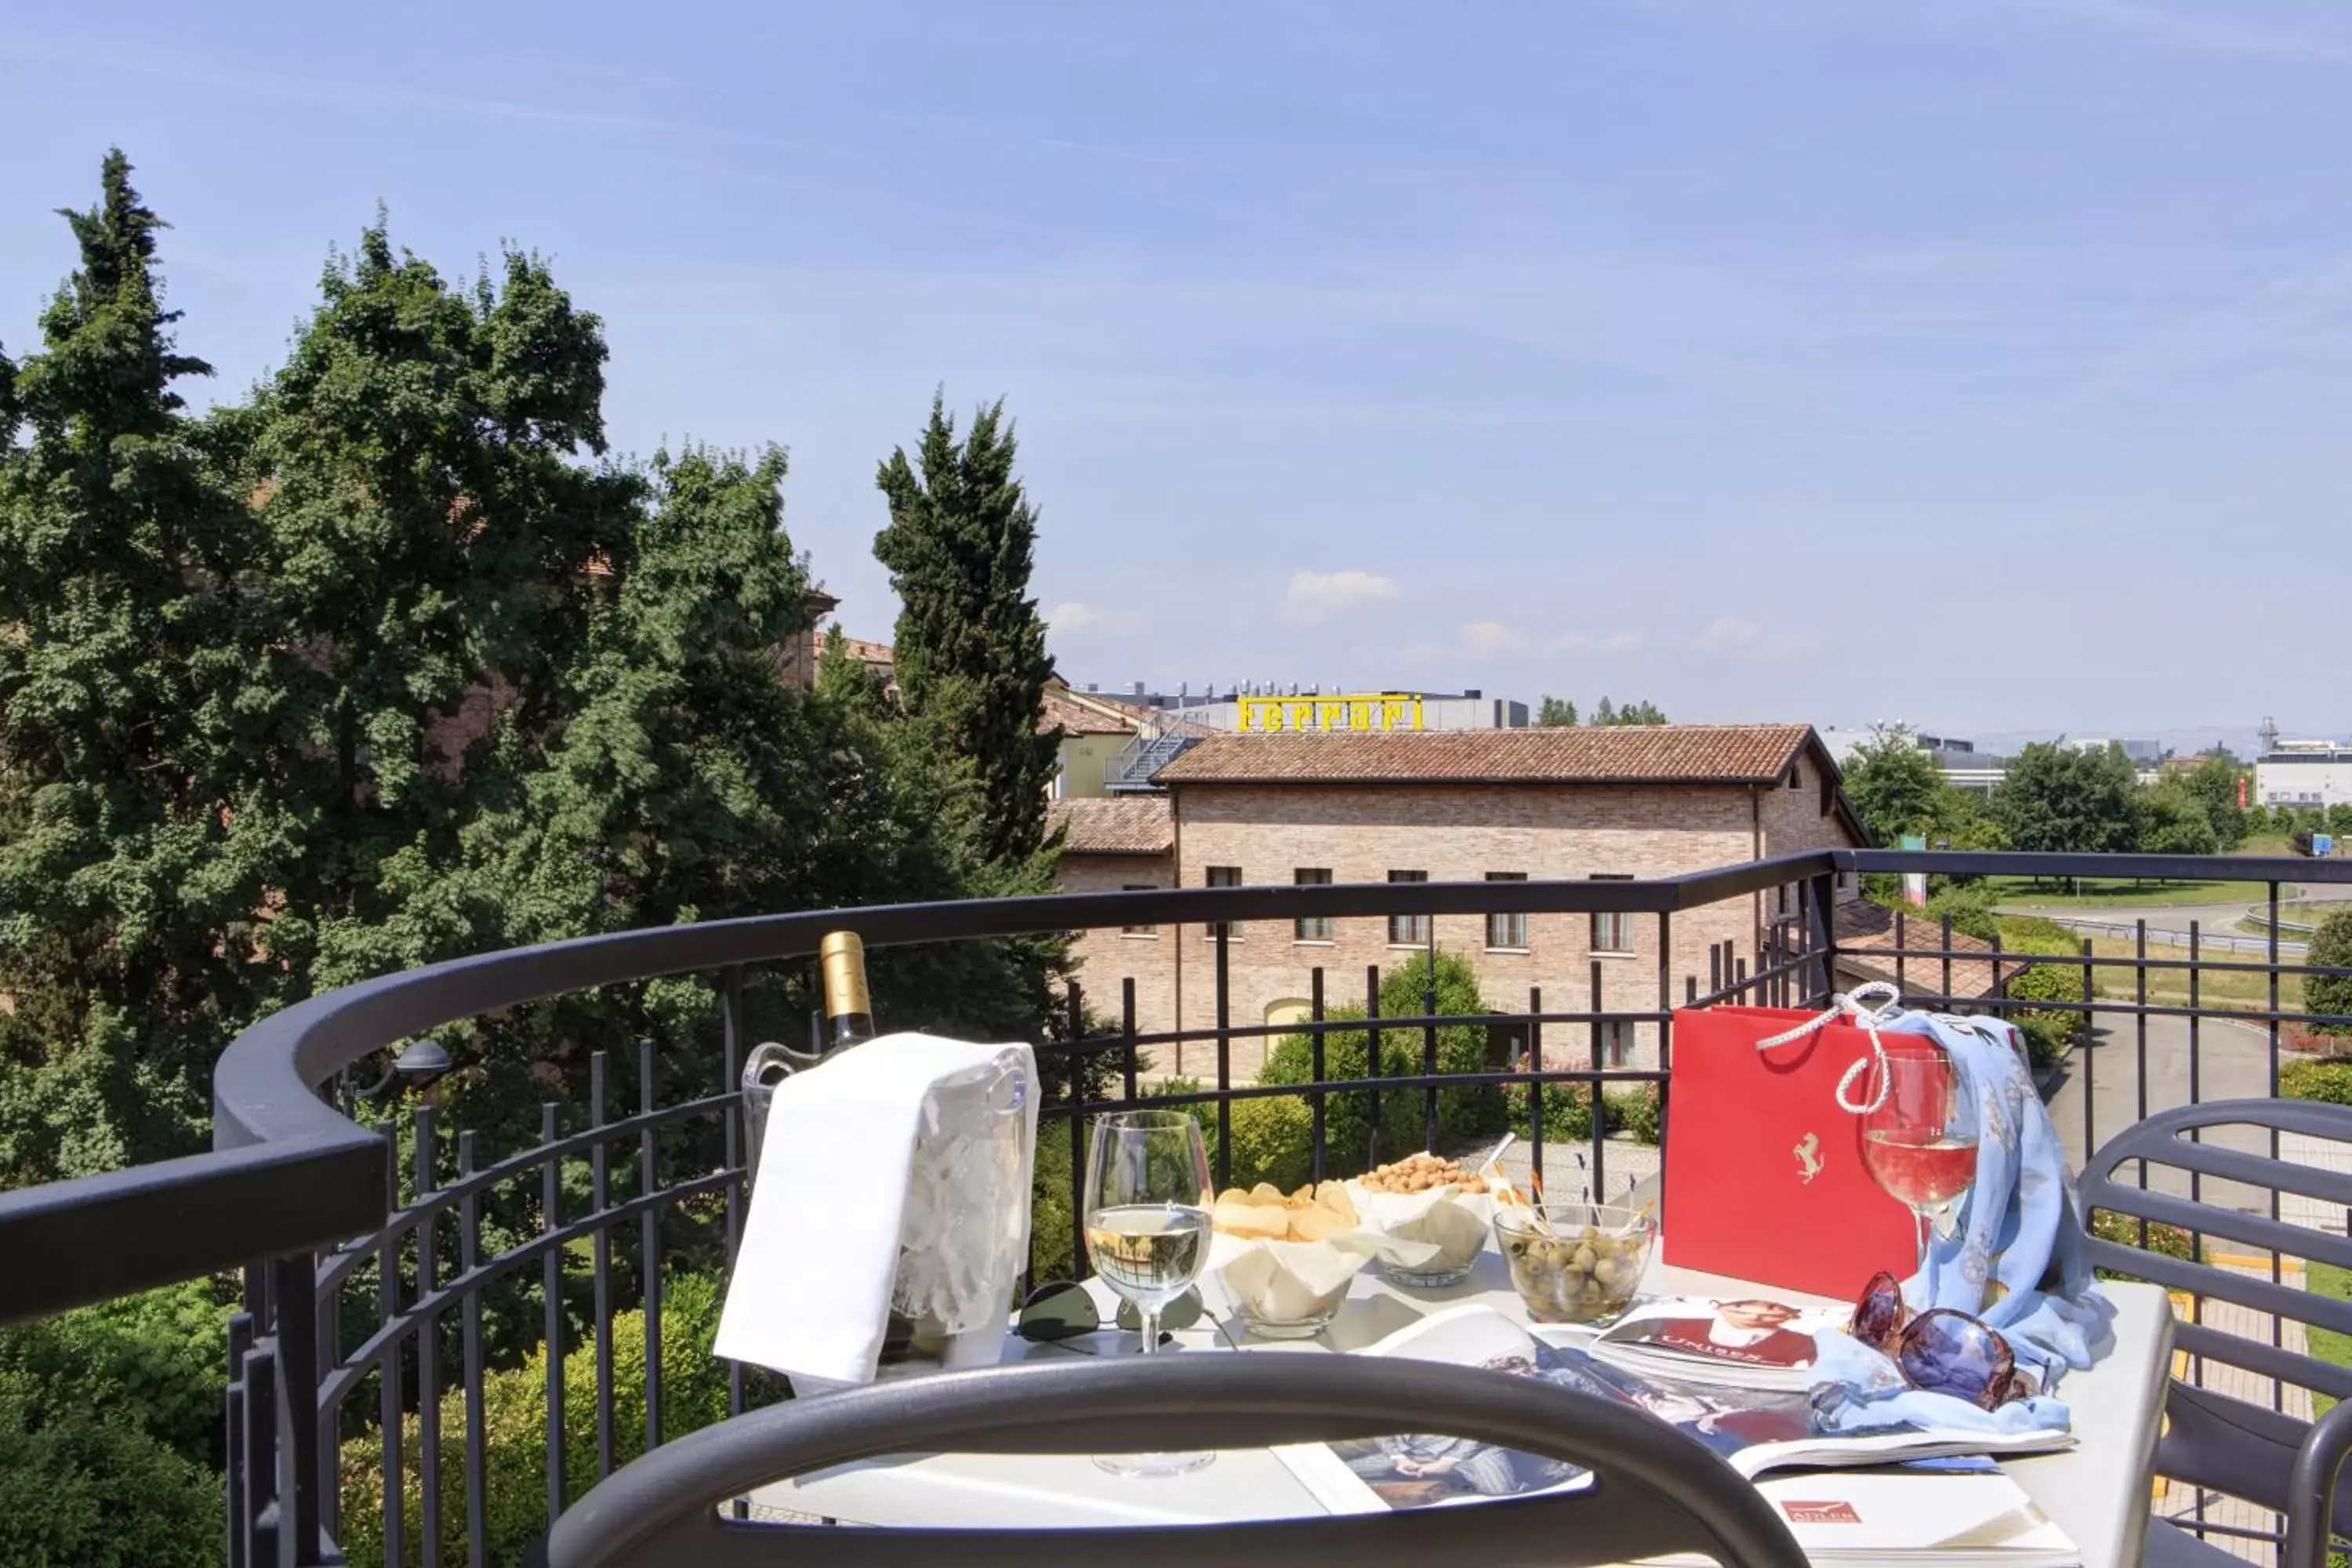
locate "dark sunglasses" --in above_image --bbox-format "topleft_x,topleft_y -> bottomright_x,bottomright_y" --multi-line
1851,1271 -> 2030,1412
1018,1282 -> 1204,1345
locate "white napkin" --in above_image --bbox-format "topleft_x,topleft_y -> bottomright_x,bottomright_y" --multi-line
1208,1229 -> 1382,1323
1347,1182 -> 1500,1274
713,1032 -> 1036,1386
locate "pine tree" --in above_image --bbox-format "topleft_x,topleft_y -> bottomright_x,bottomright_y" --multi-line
873,392 -> 1060,865
234,220 -> 639,995
0,151 -> 268,1178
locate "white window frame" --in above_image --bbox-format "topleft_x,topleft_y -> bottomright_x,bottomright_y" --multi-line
1294,868 -> 1334,943
1387,869 -> 1429,946
1590,873 -> 1635,955
1485,872 -> 1528,951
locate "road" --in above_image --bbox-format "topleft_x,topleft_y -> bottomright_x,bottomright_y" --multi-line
2046,1007 -> 2281,1214
2001,901 -> 2308,955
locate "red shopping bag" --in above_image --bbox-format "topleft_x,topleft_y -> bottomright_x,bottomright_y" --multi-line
1661,1004 -> 1933,1299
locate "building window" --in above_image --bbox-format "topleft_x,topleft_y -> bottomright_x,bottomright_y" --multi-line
1121,884 -> 1158,937
1294,868 -> 1334,942
1486,872 -> 1527,950
1590,873 -> 1634,954
1787,764 -> 1802,789
1602,1018 -> 1634,1067
1205,866 -> 1240,939
1388,869 -> 1429,946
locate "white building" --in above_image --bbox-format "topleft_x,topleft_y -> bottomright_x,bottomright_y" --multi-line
2256,742 -> 2352,810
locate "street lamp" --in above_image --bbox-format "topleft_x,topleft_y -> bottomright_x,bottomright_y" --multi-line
358,1039 -> 453,1105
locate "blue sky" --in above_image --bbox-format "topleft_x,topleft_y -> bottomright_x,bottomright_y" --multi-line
4,1 -> 2349,740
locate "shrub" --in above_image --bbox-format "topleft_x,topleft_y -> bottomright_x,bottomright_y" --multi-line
1506,1082 -> 1598,1144
337,1271 -> 732,1568
1993,921 -> 2088,1070
1922,886 -> 2001,942
0,1276 -> 230,1471
1258,950 -> 1510,1174
2310,907 -> 2352,1036
0,1368 -> 224,1568
1612,1086 -> 1663,1145
1223,1093 -> 1316,1192
2284,1057 -> 2352,1106
1029,1126 -> 1078,1279
2086,1207 -> 2198,1284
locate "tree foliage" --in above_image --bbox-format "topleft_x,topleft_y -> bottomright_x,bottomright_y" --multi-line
2176,753 -> 2249,850
2136,783 -> 2221,857
1536,695 -> 1577,727
873,392 -> 1060,866
0,150 -> 269,1179
1991,741 -> 2141,857
1842,725 -> 1947,846
2309,907 -> 2352,1036
1587,697 -> 1667,726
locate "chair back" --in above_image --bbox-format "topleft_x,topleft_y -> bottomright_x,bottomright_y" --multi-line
539,1352 -> 1809,1568
2079,1095 -> 2352,1540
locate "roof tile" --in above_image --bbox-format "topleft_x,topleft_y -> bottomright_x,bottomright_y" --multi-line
1047,796 -> 1173,855
1152,724 -> 1816,786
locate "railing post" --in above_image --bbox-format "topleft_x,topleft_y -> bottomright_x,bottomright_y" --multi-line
1588,959 -> 1606,1204
1308,968 -> 1327,1183
1806,869 -> 1837,1004
1527,985 -> 1544,1197
270,1251 -> 327,1566
1214,927 -> 1232,1192
638,1039 -> 662,1460
720,964 -> 747,1429
1364,965 -> 1384,1169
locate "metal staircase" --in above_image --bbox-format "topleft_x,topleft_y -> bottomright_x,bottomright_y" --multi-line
1106,727 -> 1200,792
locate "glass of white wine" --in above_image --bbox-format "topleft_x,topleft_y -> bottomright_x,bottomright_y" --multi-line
1082,1108 -> 1215,1478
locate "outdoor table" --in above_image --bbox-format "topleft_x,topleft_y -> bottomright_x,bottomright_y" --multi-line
757,1247 -> 2175,1567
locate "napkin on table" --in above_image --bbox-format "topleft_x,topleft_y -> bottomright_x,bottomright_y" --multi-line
713,1033 -> 1036,1388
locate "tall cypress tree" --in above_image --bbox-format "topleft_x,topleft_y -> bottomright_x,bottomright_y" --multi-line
0,151 -> 268,1179
873,392 -> 1059,865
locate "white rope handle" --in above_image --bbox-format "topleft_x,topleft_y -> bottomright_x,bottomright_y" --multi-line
1750,980 -> 1905,1116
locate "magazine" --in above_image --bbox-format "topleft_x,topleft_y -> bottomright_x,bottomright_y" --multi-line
1591,1293 -> 1850,1392
1272,1305 -> 2076,1546
1660,1471 -> 2080,1566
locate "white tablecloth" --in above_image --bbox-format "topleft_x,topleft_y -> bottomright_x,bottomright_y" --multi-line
757,1247 -> 2175,1568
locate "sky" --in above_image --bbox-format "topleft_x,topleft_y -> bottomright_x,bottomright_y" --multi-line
3,1 -> 2349,741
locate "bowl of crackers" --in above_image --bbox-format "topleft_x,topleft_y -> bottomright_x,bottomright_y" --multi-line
1207,1181 -> 1373,1338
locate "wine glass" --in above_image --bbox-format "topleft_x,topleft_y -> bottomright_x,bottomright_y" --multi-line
1857,1046 -> 1979,1275
1082,1109 -> 1215,1478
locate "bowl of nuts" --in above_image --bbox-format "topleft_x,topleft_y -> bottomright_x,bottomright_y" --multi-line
1348,1151 -> 1505,1289
1493,1203 -> 1657,1325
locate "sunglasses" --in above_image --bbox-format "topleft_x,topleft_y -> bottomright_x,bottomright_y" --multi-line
1018,1282 -> 1206,1346
1851,1271 -> 2030,1412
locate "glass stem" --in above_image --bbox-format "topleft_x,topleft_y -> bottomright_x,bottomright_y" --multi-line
1138,1306 -> 1162,1355
1914,1207 -> 1932,1278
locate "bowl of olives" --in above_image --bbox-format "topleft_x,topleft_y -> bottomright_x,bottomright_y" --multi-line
1493,1203 -> 1657,1325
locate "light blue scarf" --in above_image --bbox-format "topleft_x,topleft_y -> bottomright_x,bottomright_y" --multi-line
1808,1002 -> 2114,1437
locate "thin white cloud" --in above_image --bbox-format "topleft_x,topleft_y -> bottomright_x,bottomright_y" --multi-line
1045,600 -> 1120,634
1694,616 -> 1820,660
1555,630 -> 1643,653
1461,619 -> 1527,655
1283,569 -> 1400,622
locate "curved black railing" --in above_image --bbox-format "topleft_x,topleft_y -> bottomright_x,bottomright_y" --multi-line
2,848 -> 2350,1566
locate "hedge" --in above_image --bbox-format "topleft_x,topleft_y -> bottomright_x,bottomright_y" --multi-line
2310,907 -> 2352,1036
0,1368 -> 224,1568
337,1271 -> 733,1568
2284,1057 -> 2352,1106
1995,920 -> 2089,1070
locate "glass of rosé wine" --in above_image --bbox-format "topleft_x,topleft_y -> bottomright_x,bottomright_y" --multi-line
1858,1046 -> 1978,1272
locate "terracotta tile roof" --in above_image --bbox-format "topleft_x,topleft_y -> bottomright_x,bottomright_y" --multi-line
1152,724 -> 1817,786
813,629 -> 894,670
1047,796 -> 1173,855
1038,686 -> 1141,738
1834,899 -> 2001,1001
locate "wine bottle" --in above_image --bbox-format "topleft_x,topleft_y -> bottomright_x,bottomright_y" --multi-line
818,930 -> 877,1054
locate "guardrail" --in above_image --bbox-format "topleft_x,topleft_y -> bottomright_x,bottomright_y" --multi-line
3,849 -> 2350,1566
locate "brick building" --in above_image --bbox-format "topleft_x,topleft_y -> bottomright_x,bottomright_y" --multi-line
1048,724 -> 1871,1079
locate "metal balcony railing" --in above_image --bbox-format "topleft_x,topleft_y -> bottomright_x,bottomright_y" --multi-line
0,849 -> 2347,1566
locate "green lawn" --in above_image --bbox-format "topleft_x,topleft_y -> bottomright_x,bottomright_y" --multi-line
1988,839 -> 2306,909
2309,1260 -> 2352,1416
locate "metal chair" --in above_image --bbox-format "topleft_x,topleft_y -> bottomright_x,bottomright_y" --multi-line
2079,1096 -> 2352,1568
535,1352 -> 1809,1567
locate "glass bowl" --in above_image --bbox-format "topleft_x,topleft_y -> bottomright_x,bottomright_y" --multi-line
1493,1203 -> 1658,1324
1231,1294 -> 1345,1340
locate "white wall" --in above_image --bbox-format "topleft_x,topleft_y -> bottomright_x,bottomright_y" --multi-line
2256,758 -> 2352,808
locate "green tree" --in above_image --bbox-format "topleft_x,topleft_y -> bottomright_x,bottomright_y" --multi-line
1842,725 -> 1944,846
2177,753 -> 2249,850
1536,695 -> 1577,727
1992,741 -> 2141,860
0,151 -> 271,1181
1592,696 -> 1617,724
2137,783 -> 2221,857
2310,907 -> 2352,1036
1613,699 -> 1668,724
873,392 -> 1060,866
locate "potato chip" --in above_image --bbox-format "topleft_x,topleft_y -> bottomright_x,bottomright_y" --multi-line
1249,1182 -> 1285,1204
1287,1207 -> 1343,1243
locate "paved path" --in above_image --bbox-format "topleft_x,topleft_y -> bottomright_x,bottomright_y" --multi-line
2048,1010 -> 2281,1210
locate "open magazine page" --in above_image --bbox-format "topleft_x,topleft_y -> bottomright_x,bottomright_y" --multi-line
1272,1305 -> 2076,1517
1650,1471 -> 2079,1566
1592,1294 -> 1850,1392
1270,1306 -> 1597,1514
